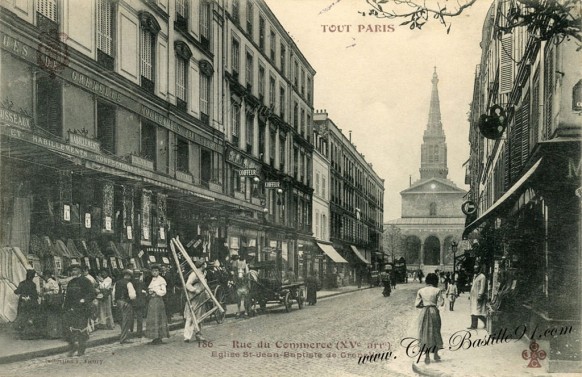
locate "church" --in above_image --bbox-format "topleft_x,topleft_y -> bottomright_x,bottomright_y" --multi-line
386,68 -> 466,274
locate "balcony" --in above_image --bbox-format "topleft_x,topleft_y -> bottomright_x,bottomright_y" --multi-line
175,14 -> 188,32
97,50 -> 114,70
130,154 -> 154,170
140,76 -> 155,94
175,170 -> 193,183
177,98 -> 187,112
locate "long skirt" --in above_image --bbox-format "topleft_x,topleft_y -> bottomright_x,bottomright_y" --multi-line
62,306 -> 91,344
417,306 -> 443,350
96,296 -> 114,329
145,296 -> 169,340
44,305 -> 63,339
15,301 -> 43,340
306,284 -> 317,305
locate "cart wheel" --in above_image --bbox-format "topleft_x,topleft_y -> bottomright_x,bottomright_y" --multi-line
297,288 -> 304,309
284,292 -> 291,312
214,285 -> 226,324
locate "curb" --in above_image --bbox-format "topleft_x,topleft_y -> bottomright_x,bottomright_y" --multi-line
0,287 -> 369,365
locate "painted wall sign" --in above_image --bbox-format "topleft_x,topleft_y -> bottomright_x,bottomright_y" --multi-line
0,108 -> 31,129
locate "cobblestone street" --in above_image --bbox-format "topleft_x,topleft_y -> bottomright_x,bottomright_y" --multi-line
0,284 -> 420,377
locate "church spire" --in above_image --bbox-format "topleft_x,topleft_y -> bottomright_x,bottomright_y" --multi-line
428,66 -> 442,130
420,67 -> 448,180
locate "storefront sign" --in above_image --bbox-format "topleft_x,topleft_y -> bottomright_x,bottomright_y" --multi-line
0,108 -> 31,130
461,201 -> 477,215
239,168 -> 258,176
70,71 -> 122,103
68,132 -> 101,153
265,181 -> 280,188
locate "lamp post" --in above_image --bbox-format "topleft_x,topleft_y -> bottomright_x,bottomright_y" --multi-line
451,241 -> 458,281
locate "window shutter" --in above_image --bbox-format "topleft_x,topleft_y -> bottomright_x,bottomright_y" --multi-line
543,44 -> 554,139
499,34 -> 514,94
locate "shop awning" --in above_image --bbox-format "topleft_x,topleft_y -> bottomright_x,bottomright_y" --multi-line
316,242 -> 348,263
463,158 -> 543,238
350,245 -> 370,264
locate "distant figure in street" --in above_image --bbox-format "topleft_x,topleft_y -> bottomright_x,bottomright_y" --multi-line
145,265 -> 169,345
113,269 -> 136,344
62,263 -> 96,357
445,280 -> 458,311
415,273 -> 444,364
418,269 -> 425,284
306,271 -> 318,305
390,269 -> 397,290
468,264 -> 487,329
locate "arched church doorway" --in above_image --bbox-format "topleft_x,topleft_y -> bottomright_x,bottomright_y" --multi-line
405,236 -> 421,266
423,236 -> 440,265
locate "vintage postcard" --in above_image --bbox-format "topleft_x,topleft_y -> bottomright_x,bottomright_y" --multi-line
0,0 -> 580,376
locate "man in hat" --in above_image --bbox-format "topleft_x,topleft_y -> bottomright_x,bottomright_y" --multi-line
183,259 -> 207,342
112,269 -> 137,344
131,269 -> 147,337
62,262 -> 96,357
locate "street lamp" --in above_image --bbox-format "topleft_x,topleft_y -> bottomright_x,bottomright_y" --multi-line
451,241 -> 458,281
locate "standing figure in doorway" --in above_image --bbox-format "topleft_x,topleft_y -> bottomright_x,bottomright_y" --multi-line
468,264 -> 487,329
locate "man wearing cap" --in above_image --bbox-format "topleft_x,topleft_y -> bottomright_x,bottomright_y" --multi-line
62,262 -> 96,357
183,260 -> 207,342
112,269 -> 137,344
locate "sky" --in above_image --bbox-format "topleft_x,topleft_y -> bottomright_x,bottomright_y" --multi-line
264,0 -> 494,221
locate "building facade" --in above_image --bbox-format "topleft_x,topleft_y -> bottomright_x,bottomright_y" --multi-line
0,0 -> 315,284
463,1 -> 581,371
313,110 -> 384,287
386,69 -> 466,275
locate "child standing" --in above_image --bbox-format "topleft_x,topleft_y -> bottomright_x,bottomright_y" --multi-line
415,273 -> 444,364
445,280 -> 458,311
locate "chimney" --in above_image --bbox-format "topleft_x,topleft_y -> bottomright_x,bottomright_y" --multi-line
349,130 -> 352,142
409,175 -> 412,187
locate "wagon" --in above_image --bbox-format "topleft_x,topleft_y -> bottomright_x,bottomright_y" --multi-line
246,261 -> 305,315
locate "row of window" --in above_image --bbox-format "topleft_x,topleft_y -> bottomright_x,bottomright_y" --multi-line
231,0 -> 314,105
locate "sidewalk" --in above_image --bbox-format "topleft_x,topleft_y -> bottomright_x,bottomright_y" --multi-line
0,285 -> 367,365
411,294 -> 580,377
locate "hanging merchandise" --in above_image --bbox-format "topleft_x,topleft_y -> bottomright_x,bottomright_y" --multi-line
156,193 -> 167,247
141,190 -> 152,244
102,182 -> 114,233
58,171 -> 72,223
122,186 -> 134,241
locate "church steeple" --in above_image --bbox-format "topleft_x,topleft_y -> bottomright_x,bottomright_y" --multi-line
420,67 -> 448,180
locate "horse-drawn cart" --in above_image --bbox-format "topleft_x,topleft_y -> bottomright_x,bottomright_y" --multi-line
247,261 -> 305,314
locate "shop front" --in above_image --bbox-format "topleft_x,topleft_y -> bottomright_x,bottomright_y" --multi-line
463,139 -> 581,372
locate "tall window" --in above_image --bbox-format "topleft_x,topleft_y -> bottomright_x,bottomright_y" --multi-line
322,177 -> 326,199
270,30 -> 276,61
429,202 -> 437,216
97,0 -> 114,65
279,86 -> 285,119
245,52 -> 253,88
200,72 -> 210,123
307,77 -> 312,103
200,2 -> 210,49
175,0 -> 188,30
37,0 -> 58,21
246,1 -> 254,37
259,123 -> 266,157
139,12 -> 160,93
141,120 -> 157,162
279,135 -> 285,171
97,101 -> 116,154
269,77 -> 275,107
176,136 -> 189,173
246,113 -> 254,153
231,38 -> 240,76
316,172 -> 320,195
258,65 -> 265,101
258,16 -> 265,51
231,100 -> 240,144
294,61 -> 298,87
280,44 -> 286,73
232,0 -> 240,23
301,68 -> 305,96
300,108 -> 305,136
293,102 -> 298,128
37,76 -> 62,137
176,57 -> 187,107
269,129 -> 276,166
315,211 -> 320,238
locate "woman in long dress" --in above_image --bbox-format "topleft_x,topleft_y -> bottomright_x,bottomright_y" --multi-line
42,270 -> 63,339
96,270 -> 114,330
415,272 -> 444,364
145,265 -> 169,345
14,269 -> 43,339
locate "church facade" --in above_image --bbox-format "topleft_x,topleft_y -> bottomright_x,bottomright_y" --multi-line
386,69 -> 466,274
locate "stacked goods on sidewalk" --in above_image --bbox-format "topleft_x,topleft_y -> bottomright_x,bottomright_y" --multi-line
0,247 -> 34,322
